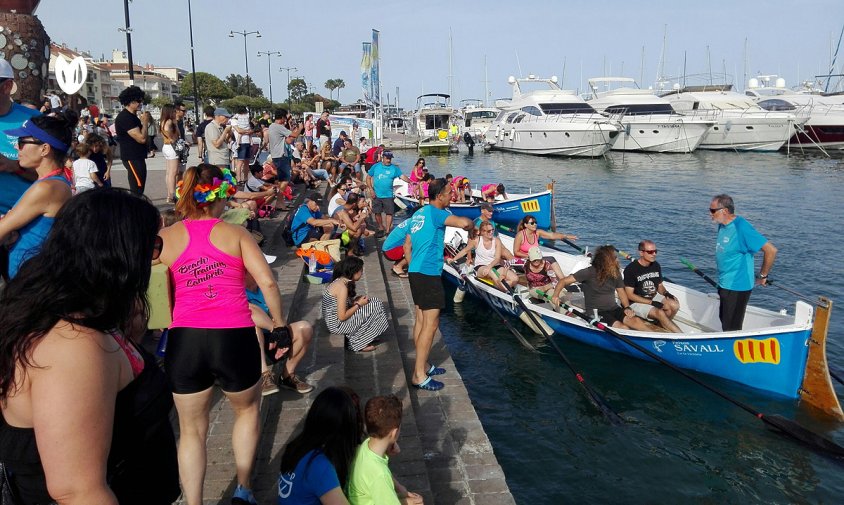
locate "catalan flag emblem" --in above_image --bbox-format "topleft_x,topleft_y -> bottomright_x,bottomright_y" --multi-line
733,338 -> 781,365
520,200 -> 540,213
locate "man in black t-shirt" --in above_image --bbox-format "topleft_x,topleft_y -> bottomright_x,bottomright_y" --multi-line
114,86 -> 150,195
623,240 -> 682,332
315,111 -> 331,146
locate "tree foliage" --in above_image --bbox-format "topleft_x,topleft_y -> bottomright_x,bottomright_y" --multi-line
225,74 -> 264,98
288,78 -> 308,104
181,72 -> 234,104
150,95 -> 172,109
334,79 -> 345,102
324,78 -> 346,101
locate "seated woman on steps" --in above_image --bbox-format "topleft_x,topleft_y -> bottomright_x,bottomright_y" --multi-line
322,256 -> 390,352
447,221 -> 519,291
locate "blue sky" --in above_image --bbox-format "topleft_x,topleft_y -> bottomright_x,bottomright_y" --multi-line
36,0 -> 844,108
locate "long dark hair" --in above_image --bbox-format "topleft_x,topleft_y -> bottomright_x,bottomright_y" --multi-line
331,256 -> 363,300
0,188 -> 160,398
592,245 -> 620,285
159,104 -> 176,138
279,387 -> 360,487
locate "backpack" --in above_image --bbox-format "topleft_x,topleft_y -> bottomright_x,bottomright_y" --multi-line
281,205 -> 308,247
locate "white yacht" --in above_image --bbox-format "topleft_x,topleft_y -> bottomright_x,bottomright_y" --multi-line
661,85 -> 805,151
486,75 -> 622,157
411,93 -> 458,154
459,99 -> 499,141
586,77 -> 714,153
745,77 -> 844,151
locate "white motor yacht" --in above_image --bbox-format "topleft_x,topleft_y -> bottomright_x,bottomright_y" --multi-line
412,93 -> 459,154
745,76 -> 844,151
486,75 -> 621,157
661,85 -> 805,151
459,99 -> 499,141
586,77 -> 713,153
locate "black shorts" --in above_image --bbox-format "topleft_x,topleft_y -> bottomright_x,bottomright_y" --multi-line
409,272 -> 445,310
273,157 -> 291,181
164,326 -> 261,394
372,197 -> 395,215
597,306 -> 626,327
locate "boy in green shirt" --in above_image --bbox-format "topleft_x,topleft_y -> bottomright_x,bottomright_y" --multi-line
347,395 -> 423,505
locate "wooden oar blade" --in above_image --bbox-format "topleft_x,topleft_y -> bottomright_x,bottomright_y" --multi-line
762,414 -> 844,458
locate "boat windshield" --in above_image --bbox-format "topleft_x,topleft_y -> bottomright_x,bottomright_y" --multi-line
603,103 -> 676,115
424,114 -> 451,130
468,110 -> 498,119
540,103 -> 597,114
757,99 -> 796,112
520,106 -> 542,116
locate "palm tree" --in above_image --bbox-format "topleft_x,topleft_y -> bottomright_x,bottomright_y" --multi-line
335,79 -> 345,103
324,79 -> 337,100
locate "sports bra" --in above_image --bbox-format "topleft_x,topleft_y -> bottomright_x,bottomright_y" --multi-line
519,229 -> 538,254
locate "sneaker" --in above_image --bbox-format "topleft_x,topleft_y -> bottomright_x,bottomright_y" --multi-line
261,371 -> 279,397
279,374 -> 314,394
231,484 -> 257,505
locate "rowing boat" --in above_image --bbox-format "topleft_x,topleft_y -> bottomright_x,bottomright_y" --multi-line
393,179 -> 554,229
442,227 -> 841,417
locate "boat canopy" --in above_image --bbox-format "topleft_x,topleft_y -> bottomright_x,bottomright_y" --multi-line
602,103 -> 676,115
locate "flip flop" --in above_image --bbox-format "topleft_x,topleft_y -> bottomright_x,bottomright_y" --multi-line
427,364 -> 446,376
412,376 -> 444,391
391,269 -> 409,278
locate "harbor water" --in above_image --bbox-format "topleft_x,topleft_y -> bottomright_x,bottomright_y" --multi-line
390,148 -> 844,504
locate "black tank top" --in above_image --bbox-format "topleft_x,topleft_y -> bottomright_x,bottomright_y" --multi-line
0,341 -> 179,505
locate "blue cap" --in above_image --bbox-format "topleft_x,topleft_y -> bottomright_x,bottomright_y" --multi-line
4,119 -> 69,152
213,107 -> 232,117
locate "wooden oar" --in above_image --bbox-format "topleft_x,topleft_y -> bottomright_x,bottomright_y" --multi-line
457,269 -> 538,353
679,257 -> 718,288
554,299 -> 844,458
767,279 -> 831,309
496,277 -> 625,425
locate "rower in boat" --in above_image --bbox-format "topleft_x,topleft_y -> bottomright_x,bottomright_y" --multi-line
481,183 -> 507,202
623,240 -> 682,333
447,220 -> 519,291
512,215 -> 578,262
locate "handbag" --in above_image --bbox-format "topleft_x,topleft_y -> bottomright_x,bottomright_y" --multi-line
0,462 -> 21,505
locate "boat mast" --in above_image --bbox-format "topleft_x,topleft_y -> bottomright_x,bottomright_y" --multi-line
515,49 -> 523,78
707,45 -> 712,85
825,24 -> 844,92
639,46 -> 645,87
743,38 -> 748,90
484,54 -> 489,107
448,27 -> 454,99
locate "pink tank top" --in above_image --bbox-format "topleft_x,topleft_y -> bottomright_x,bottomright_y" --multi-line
519,229 -> 538,254
169,219 -> 254,329
482,183 -> 496,197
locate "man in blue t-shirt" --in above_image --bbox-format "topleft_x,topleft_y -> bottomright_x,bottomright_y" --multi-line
403,178 -> 473,392
0,59 -> 40,214
366,151 -> 408,238
710,194 -> 777,331
290,193 -> 341,246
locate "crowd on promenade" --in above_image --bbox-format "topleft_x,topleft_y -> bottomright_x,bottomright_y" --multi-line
0,52 -> 777,504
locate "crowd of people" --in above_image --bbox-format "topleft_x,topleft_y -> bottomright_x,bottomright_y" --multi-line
0,51 -> 778,504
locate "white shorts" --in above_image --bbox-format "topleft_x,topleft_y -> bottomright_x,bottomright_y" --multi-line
162,144 -> 178,161
630,302 -> 655,319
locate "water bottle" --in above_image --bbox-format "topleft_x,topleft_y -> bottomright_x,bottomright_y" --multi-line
308,254 -> 317,273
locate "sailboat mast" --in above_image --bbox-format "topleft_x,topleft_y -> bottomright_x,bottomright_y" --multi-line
448,28 -> 454,99
656,24 -> 667,88
484,54 -> 489,107
826,24 -> 844,92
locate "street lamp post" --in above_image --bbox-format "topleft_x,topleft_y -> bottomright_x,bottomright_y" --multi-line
118,0 -> 134,83
279,66 -> 297,107
228,29 -> 261,97
187,0 -> 200,119
257,50 -> 281,104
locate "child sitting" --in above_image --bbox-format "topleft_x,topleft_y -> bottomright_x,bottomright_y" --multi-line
347,396 -> 423,505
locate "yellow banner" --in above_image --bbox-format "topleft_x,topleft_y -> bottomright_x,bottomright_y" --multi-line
733,338 -> 781,365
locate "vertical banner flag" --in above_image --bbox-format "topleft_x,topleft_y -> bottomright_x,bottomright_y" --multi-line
361,42 -> 372,102
371,29 -> 380,105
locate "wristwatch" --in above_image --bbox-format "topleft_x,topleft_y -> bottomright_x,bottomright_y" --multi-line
757,273 -> 768,279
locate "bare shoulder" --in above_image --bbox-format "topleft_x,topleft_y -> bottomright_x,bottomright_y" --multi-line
31,322 -> 117,369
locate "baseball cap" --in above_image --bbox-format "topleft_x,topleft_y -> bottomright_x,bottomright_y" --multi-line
527,247 -> 543,262
213,107 -> 232,117
382,151 -> 394,159
479,202 -> 493,212
0,58 -> 18,94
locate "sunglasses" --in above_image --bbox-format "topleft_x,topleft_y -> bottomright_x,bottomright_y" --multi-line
526,220 -> 537,225
152,235 -> 163,260
641,249 -> 658,254
17,138 -> 44,148
709,207 -> 725,214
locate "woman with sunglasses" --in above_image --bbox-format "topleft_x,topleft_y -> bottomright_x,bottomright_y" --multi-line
0,112 -> 75,279
408,157 -> 427,195
0,188 -> 179,505
158,163 -> 290,505
448,221 -> 519,291
512,215 -> 578,262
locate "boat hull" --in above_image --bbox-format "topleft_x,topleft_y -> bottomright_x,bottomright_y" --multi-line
487,120 -> 620,157
787,123 -> 844,150
395,186 -> 554,229
611,119 -> 711,153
